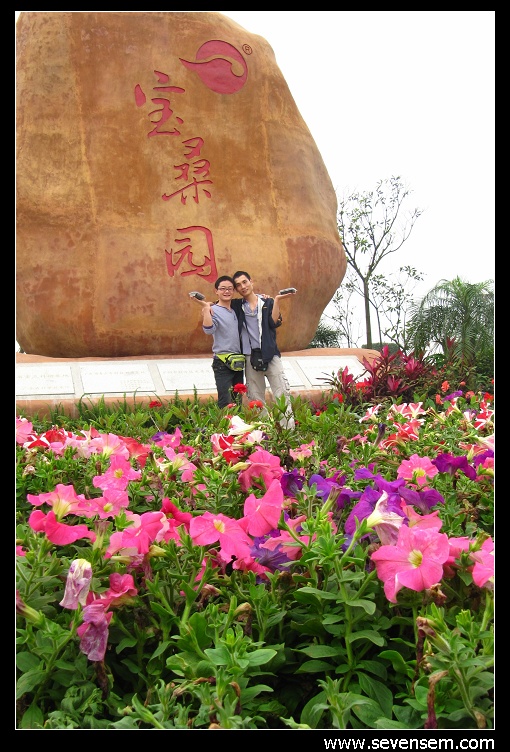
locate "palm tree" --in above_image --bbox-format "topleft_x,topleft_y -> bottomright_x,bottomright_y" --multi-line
406,276 -> 494,374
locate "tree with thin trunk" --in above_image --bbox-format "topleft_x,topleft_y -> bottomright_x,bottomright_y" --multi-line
337,176 -> 422,349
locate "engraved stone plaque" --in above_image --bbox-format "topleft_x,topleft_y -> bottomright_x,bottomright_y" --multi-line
79,363 -> 155,394
16,365 -> 75,396
281,361 -> 305,387
158,361 -> 217,392
295,357 -> 366,387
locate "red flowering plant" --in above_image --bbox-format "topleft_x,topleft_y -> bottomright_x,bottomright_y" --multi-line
16,383 -> 493,730
319,346 -> 478,408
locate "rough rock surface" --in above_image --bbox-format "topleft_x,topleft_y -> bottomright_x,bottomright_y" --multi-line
16,11 -> 346,357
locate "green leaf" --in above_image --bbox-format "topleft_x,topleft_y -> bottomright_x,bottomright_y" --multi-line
116,636 -> 137,653
356,659 -> 387,679
344,598 -> 376,614
16,651 -> 41,672
19,701 -> 45,729
299,645 -> 343,659
16,669 -> 46,698
357,672 -> 393,718
240,684 -> 274,702
300,689 -> 328,728
246,648 -> 277,666
149,640 -> 171,660
347,629 -> 385,646
204,646 -> 230,666
351,697 -> 387,727
187,612 -> 212,649
296,659 -> 333,673
379,649 -> 414,677
296,586 -> 338,600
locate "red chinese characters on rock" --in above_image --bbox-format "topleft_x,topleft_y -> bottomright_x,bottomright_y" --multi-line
165,226 -> 217,283
134,69 -> 216,282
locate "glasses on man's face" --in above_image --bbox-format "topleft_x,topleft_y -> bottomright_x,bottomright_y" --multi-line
217,287 -> 234,292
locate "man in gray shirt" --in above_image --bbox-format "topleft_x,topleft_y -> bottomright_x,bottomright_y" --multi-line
191,275 -> 245,408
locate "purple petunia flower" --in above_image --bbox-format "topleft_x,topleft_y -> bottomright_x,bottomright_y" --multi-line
432,453 -> 477,480
280,469 -> 305,498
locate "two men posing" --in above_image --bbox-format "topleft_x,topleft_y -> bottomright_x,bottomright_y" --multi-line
191,270 -> 296,430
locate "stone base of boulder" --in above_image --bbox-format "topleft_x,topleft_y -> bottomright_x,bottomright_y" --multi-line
16,348 -> 379,419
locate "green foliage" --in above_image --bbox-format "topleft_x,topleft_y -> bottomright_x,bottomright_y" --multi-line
16,388 -> 494,729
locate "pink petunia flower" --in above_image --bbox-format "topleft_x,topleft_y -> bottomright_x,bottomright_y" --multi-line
16,417 -> 35,445
239,479 -> 284,537
93,455 -> 142,492
88,572 -> 138,610
397,454 -> 438,488
29,510 -> 97,546
371,525 -> 450,603
470,537 -> 494,589
87,488 -> 130,519
442,536 -> 472,579
89,432 -> 130,460
105,511 -> 169,558
189,512 -> 253,562
27,483 -> 90,519
289,442 -> 315,462
237,448 -> 283,492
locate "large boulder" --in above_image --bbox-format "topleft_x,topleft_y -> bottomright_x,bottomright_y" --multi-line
16,11 -> 346,357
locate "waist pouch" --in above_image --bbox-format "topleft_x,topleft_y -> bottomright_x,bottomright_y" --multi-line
250,348 -> 269,372
217,353 -> 246,371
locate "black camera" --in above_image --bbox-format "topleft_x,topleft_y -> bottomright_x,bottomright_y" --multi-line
278,287 -> 297,295
250,348 -> 268,372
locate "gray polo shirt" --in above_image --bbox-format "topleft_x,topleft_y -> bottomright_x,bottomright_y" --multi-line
203,304 -> 242,357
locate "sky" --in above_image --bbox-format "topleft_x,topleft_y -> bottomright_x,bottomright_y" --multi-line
219,11 -> 495,305
16,11 -> 495,345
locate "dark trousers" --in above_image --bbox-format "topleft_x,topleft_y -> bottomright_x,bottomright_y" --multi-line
211,358 -> 244,408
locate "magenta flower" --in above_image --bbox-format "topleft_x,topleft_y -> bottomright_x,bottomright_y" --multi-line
239,479 -> 283,537
105,511 -> 169,558
397,454 -> 438,488
237,449 -> 283,492
59,558 -> 93,610
16,417 -> 35,445
87,488 -> 130,519
371,525 -> 450,603
89,573 -> 138,610
289,442 -> 315,462
189,511 -> 253,562
470,537 -> 494,589
27,483 -> 89,519
160,498 -> 193,529
77,602 -> 113,662
89,432 -> 130,460
29,510 -> 96,546
92,455 -> 142,492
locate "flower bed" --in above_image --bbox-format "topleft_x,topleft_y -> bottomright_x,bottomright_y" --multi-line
16,386 -> 494,730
